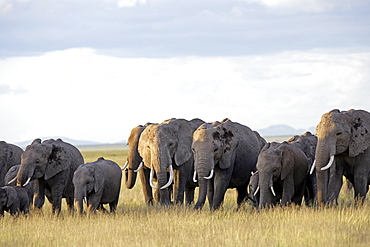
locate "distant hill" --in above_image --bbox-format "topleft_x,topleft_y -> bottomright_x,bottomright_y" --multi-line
257,124 -> 315,137
15,137 -> 110,149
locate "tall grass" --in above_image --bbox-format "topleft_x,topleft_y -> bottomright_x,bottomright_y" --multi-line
1,147 -> 369,246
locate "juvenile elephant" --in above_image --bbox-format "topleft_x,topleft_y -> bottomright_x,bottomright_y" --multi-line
249,171 -> 281,209
312,109 -> 370,205
124,123 -> 159,205
138,118 -> 204,205
192,119 -> 266,210
256,142 -> 308,209
5,165 -> 34,205
0,141 -> 23,186
73,157 -> 122,214
16,138 -> 84,214
0,186 -> 30,216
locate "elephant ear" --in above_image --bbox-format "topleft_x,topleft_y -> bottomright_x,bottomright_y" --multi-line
174,121 -> 194,166
45,144 -> 71,180
93,166 -> 105,193
218,120 -> 238,169
278,145 -> 294,180
138,128 -> 152,168
4,187 -> 17,207
349,111 -> 370,157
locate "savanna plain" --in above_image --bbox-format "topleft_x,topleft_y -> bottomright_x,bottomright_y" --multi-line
1,146 -> 369,247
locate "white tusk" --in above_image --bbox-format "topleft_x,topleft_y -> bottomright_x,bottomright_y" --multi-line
160,165 -> 174,190
121,161 -> 128,171
7,176 -> 17,185
270,186 -> 276,197
149,168 -> 157,189
204,169 -> 214,180
309,160 -> 316,174
254,186 -> 260,196
193,170 -> 197,183
134,162 -> 143,172
84,197 -> 87,204
321,155 -> 335,171
23,177 -> 31,187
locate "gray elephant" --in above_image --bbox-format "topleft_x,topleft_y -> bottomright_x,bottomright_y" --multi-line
124,123 -> 160,205
249,171 -> 281,208
0,141 -> 23,186
0,186 -> 30,216
192,119 -> 266,210
16,138 -> 84,214
73,157 -> 122,214
5,165 -> 34,205
256,142 -> 308,209
138,118 -> 204,205
312,109 -> 370,205
287,132 -> 317,205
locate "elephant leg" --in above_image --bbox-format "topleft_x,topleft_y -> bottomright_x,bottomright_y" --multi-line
291,181 -> 306,205
281,178 -> 294,206
353,168 -> 369,204
327,159 -> 345,204
109,198 -> 119,213
207,179 -> 214,208
65,197 -> 74,213
212,169 -> 232,210
173,167 -> 186,204
50,185 -> 64,215
140,168 -> 154,205
236,186 -> 248,208
185,186 -> 195,205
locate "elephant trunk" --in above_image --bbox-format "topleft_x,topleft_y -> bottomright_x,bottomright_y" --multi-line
16,164 -> 33,187
157,170 -> 171,205
194,165 -> 212,210
74,190 -> 86,215
125,166 -> 138,189
258,174 -> 275,209
314,141 -> 335,205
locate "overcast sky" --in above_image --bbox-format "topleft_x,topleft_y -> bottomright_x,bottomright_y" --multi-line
1,0 -> 370,144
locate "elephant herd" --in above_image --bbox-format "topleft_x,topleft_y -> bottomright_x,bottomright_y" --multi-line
0,109 -> 369,216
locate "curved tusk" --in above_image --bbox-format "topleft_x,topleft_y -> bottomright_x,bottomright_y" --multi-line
270,186 -> 276,197
254,186 -> 260,196
134,162 -> 143,172
204,169 -> 214,180
84,197 -> 87,204
149,168 -> 157,189
121,161 -> 128,171
7,176 -> 17,185
193,170 -> 197,183
23,177 -> 31,187
309,160 -> 316,174
160,165 -> 174,190
321,155 -> 334,171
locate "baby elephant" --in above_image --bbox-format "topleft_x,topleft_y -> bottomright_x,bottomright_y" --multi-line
0,186 -> 30,216
5,165 -> 34,205
73,157 -> 122,214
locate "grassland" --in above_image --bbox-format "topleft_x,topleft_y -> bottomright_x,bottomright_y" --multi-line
1,147 -> 369,247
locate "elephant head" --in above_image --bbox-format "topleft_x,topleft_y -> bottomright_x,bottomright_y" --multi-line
124,124 -> 151,189
287,132 -> 317,166
16,139 -> 71,186
0,186 -> 17,214
73,160 -> 105,214
192,119 -> 239,209
313,109 -> 370,204
138,119 -> 199,205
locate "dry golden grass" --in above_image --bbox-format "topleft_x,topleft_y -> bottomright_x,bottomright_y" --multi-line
0,147 -> 369,247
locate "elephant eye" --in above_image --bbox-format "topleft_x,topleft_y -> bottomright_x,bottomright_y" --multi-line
86,181 -> 90,185
336,132 -> 342,136
35,160 -> 40,164
214,148 -> 219,153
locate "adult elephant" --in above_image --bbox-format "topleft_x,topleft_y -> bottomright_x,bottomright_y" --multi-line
124,123 -> 158,205
16,138 -> 84,214
138,118 -> 204,205
0,141 -> 23,186
192,119 -> 266,210
312,109 -> 370,205
256,142 -> 308,209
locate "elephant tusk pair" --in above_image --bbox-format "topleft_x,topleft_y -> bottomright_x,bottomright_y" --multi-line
7,176 -> 17,185
22,177 -> 31,187
193,169 -> 214,182
149,165 -> 174,190
309,155 -> 335,174
121,161 -> 143,172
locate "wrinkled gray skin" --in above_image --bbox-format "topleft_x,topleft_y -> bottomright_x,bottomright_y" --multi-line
125,123 -> 161,205
314,109 -> 370,205
0,141 -> 23,186
287,132 -> 317,205
192,119 -> 266,210
5,165 -> 35,205
0,186 -> 30,216
73,157 -> 122,214
16,139 -> 84,215
138,118 -> 204,205
256,142 -> 308,209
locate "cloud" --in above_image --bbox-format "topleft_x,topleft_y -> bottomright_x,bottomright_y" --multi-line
117,0 -> 147,8
1,48 -> 369,143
